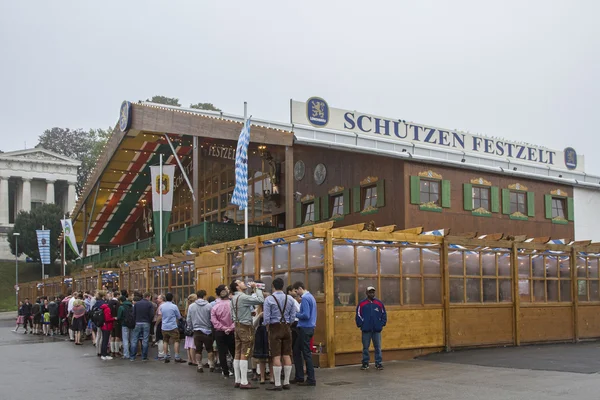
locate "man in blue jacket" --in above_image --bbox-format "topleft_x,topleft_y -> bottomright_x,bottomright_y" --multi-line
355,286 -> 387,370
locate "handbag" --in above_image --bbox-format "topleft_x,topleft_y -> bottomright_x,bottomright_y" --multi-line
184,321 -> 194,337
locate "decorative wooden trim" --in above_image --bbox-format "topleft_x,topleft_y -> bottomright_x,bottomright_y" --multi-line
418,170 -> 442,180
470,177 -> 492,186
360,206 -> 379,215
300,194 -> 315,203
419,202 -> 443,212
360,176 -> 379,186
552,217 -> 569,225
472,208 -> 492,217
509,211 -> 528,221
329,213 -> 344,221
328,186 -> 345,195
551,189 -> 568,196
508,183 -> 528,191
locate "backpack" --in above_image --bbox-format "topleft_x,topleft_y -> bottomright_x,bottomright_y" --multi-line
123,304 -> 135,329
177,317 -> 186,335
92,308 -> 105,328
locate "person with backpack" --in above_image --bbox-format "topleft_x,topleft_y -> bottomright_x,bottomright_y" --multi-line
130,292 -> 155,362
99,301 -> 116,360
117,295 -> 134,360
71,296 -> 86,345
108,290 -> 122,357
92,291 -> 107,357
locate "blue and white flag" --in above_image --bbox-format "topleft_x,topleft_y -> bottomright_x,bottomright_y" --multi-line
231,117 -> 252,210
36,229 -> 51,265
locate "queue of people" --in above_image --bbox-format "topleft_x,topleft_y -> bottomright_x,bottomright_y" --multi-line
13,279 -> 323,390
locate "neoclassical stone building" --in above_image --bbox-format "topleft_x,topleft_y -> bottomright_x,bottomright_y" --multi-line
0,148 -> 80,260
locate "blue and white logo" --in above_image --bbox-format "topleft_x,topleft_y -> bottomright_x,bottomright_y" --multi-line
119,101 -> 132,132
306,97 -> 329,127
564,147 -> 577,170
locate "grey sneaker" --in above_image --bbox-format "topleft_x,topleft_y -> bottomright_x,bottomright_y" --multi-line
361,363 -> 369,370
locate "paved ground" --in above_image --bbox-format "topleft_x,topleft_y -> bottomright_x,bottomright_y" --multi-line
1,314 -> 600,399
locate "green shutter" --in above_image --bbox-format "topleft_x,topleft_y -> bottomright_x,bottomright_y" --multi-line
441,180 -> 451,208
343,188 -> 350,215
463,183 -> 473,211
567,197 -> 574,221
321,195 -> 329,220
502,189 -> 511,215
491,186 -> 499,213
410,176 -> 421,204
314,197 -> 321,222
295,202 -> 302,226
353,186 -> 361,212
544,194 -> 553,219
376,179 -> 385,208
527,192 -> 535,217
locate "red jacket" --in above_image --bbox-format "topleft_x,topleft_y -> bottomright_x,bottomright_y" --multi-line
100,304 -> 116,331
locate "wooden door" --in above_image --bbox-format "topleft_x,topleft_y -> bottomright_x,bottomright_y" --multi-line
197,266 -> 225,294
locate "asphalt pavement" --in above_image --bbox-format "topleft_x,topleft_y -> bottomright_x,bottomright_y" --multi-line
1,315 -> 600,400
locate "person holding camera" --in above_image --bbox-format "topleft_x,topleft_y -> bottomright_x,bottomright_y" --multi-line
230,279 -> 264,389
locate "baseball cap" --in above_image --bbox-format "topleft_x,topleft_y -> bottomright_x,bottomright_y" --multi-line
366,286 -> 376,292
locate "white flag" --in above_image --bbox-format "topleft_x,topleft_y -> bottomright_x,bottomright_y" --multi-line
61,218 -> 80,257
150,165 -> 175,212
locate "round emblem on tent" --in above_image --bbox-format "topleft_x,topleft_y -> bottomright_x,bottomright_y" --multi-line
314,163 -> 327,186
119,101 -> 132,132
294,160 -> 305,181
564,147 -> 577,170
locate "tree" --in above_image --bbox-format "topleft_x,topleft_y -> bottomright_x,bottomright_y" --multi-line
6,203 -> 78,264
145,95 -> 181,106
37,127 -> 111,196
190,102 -> 221,111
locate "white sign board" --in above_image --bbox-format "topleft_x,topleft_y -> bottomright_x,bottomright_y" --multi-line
291,97 -> 584,172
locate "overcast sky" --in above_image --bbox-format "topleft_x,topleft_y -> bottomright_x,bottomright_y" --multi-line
1,1 -> 599,174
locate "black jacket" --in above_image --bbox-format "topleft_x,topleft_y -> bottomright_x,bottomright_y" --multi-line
22,303 -> 32,315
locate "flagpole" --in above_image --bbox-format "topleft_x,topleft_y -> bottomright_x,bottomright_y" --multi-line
63,214 -> 66,277
41,225 -> 45,280
244,102 -> 248,239
159,153 -> 163,257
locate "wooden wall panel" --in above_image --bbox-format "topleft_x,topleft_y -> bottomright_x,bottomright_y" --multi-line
578,305 -> 600,339
196,253 -> 226,268
313,300 -> 327,347
404,161 -> 574,238
335,347 -> 444,366
519,306 -> 574,342
334,309 -> 444,354
293,145 -> 406,229
449,306 -> 514,347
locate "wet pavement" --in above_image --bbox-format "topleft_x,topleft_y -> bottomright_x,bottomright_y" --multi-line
1,312 -> 600,399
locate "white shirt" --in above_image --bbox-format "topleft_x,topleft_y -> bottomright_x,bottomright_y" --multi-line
67,296 -> 76,313
293,298 -> 300,322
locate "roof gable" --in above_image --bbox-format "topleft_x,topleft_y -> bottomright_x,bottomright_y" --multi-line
0,148 -> 81,166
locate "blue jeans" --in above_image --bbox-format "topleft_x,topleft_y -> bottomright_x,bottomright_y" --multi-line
296,327 -> 316,383
122,326 -> 130,359
361,331 -> 382,365
130,322 -> 150,360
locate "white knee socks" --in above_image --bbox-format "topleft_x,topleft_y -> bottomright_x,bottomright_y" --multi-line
240,360 -> 249,385
273,366 -> 283,387
283,365 -> 292,385
233,359 -> 241,383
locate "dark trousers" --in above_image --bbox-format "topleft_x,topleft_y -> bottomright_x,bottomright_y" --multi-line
214,330 -> 235,376
294,327 -> 315,383
101,330 -> 111,356
23,315 -> 32,330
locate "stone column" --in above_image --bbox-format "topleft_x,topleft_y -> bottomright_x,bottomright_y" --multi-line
67,182 -> 76,214
0,178 -> 8,225
21,178 -> 31,212
46,179 -> 55,205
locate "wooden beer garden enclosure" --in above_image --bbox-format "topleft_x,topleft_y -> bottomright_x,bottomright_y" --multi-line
20,223 -> 600,367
